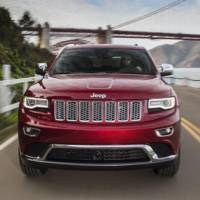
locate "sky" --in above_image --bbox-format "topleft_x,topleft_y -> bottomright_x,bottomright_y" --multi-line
0,0 -> 199,49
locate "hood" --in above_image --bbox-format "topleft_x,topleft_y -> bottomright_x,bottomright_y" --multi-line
26,74 -> 172,100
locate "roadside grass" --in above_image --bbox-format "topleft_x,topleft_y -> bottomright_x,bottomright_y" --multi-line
0,110 -> 18,143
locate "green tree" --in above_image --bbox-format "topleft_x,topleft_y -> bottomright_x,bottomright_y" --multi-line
18,11 -> 35,28
0,7 -> 23,49
0,6 -> 54,80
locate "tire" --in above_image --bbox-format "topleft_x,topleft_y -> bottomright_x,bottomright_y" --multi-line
18,149 -> 48,177
153,149 -> 180,177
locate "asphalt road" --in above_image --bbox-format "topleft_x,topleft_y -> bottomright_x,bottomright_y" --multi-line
0,85 -> 200,200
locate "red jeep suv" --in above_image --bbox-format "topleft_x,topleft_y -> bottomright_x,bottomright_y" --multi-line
18,44 -> 181,177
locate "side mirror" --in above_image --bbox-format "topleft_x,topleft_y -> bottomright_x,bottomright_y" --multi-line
36,63 -> 48,76
160,64 -> 174,76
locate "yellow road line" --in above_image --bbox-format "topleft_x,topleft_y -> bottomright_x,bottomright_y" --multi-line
181,117 -> 200,135
181,122 -> 200,143
181,120 -> 200,143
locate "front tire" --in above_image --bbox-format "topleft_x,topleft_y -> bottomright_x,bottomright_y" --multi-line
18,149 -> 48,177
153,149 -> 180,177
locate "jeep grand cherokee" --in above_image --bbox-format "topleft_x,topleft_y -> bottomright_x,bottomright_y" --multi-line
18,44 -> 181,177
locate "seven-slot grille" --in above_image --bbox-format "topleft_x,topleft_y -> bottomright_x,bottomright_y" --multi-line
54,100 -> 142,123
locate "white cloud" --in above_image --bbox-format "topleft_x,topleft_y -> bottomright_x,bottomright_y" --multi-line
1,0 -> 199,49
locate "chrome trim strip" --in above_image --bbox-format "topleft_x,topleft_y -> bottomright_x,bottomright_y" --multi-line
92,101 -> 103,122
155,126 -> 174,137
130,101 -> 142,122
40,144 -> 54,160
24,157 -> 177,168
66,101 -> 78,122
79,101 -> 90,122
23,126 -> 41,137
23,144 -> 177,165
54,100 -> 65,121
105,101 -> 116,122
118,101 -> 129,122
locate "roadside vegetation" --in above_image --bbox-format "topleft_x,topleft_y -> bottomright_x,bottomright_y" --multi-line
0,7 -> 54,142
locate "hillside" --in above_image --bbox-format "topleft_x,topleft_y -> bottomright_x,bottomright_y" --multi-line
150,41 -> 200,68
0,7 -> 54,132
0,7 -> 54,79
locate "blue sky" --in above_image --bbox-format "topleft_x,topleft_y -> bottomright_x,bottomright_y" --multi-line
85,0 -> 195,10
1,0 -> 197,31
0,0 -> 199,49
85,0 -> 103,6
85,0 -> 184,7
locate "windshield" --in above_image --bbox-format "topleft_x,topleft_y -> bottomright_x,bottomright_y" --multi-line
51,48 -> 156,75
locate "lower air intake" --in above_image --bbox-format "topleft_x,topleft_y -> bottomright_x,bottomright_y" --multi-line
46,148 -> 149,163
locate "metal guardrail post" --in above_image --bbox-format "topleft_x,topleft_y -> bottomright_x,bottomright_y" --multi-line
23,82 -> 28,94
2,64 -> 11,80
0,64 -> 13,114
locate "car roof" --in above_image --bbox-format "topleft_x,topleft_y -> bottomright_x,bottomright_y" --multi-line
63,44 -> 146,50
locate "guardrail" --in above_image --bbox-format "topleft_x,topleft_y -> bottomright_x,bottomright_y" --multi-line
164,77 -> 200,88
0,76 -> 40,113
0,74 -> 199,114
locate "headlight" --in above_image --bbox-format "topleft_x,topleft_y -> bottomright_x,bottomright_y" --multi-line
23,97 -> 48,109
148,97 -> 175,111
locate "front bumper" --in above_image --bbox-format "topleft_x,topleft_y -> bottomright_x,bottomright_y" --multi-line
19,105 -> 181,170
18,105 -> 180,150
20,144 -> 178,170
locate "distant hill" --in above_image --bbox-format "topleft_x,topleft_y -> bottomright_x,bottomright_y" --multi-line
150,41 -> 200,68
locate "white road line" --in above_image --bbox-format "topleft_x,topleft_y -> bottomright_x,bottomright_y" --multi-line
0,134 -> 18,151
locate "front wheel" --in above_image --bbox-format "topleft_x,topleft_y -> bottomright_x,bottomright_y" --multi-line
153,149 -> 180,177
18,149 -> 48,177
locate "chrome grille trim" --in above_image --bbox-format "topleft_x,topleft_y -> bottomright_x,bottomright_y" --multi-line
54,100 -> 65,121
118,101 -> 129,122
92,101 -> 103,122
105,101 -> 116,122
79,101 -> 90,122
54,100 -> 142,123
66,101 -> 78,122
130,101 -> 142,121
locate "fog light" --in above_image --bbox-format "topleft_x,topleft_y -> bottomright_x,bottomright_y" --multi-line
155,127 -> 174,137
23,126 -> 41,137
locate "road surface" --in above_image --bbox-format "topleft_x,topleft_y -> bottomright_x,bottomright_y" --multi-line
0,85 -> 200,200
